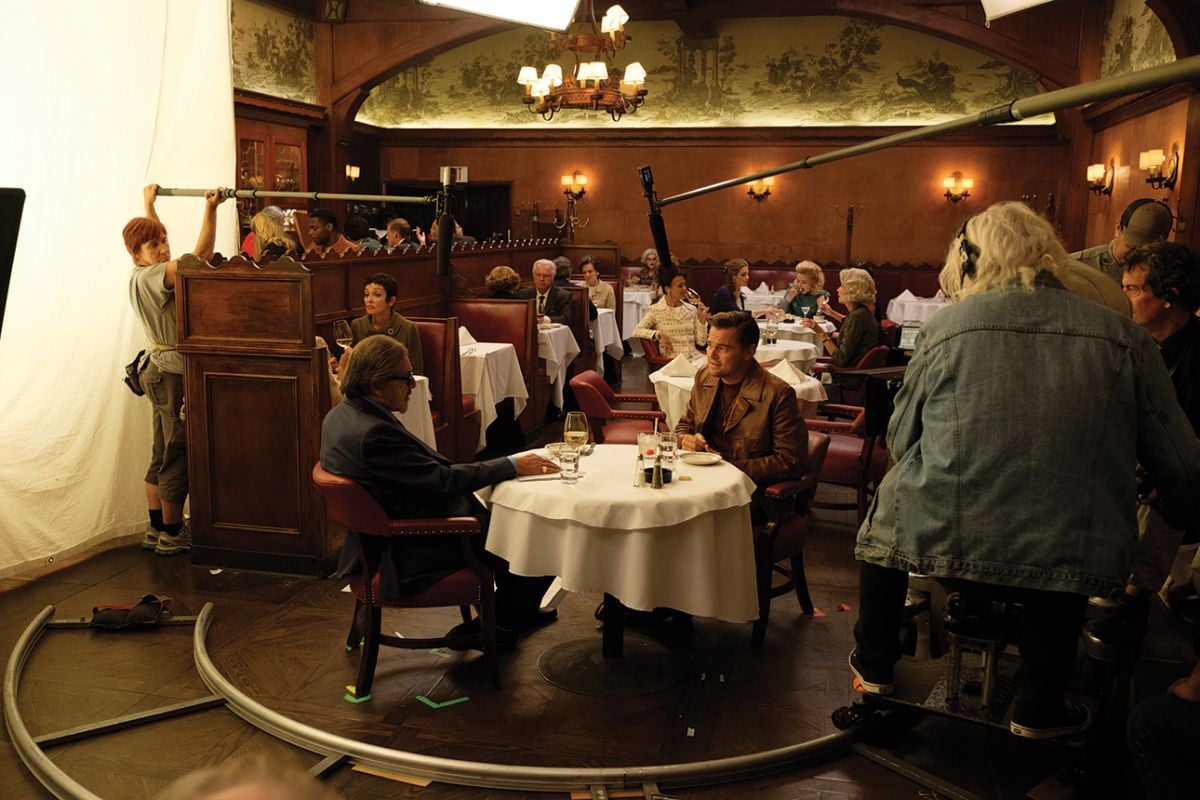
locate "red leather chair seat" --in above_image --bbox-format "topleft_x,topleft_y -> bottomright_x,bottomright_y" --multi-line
601,419 -> 657,444
461,395 -> 475,414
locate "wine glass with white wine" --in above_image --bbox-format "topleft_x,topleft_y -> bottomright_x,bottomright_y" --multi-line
562,411 -> 590,452
333,319 -> 353,352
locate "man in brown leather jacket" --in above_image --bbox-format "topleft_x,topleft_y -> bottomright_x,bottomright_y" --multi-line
676,312 -> 808,507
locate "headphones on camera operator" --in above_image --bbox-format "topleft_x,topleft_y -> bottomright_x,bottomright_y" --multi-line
957,217 -> 980,280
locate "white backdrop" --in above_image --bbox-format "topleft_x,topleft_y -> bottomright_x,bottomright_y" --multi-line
0,0 -> 237,576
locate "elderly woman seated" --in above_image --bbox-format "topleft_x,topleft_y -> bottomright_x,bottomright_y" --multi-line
849,201 -> 1200,740
631,271 -> 709,358
803,267 -> 882,366
485,265 -> 522,299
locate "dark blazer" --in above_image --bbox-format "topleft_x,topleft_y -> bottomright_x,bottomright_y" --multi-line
518,285 -> 572,325
320,396 -> 516,593
711,285 -> 746,314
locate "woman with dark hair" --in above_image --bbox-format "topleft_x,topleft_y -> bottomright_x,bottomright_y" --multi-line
348,272 -> 424,375
711,258 -> 750,314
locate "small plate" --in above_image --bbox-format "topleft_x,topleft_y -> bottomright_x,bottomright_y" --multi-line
679,452 -> 722,466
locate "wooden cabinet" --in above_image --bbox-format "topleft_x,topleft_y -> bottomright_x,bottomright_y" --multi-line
236,119 -> 309,229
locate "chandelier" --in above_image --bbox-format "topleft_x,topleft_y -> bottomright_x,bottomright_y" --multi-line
516,3 -> 647,122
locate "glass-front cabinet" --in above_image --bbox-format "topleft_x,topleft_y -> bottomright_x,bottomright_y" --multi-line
235,120 -> 308,232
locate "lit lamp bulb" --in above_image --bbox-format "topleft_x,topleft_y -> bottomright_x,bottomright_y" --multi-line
622,61 -> 646,92
517,66 -> 538,94
542,64 -> 563,88
1087,163 -> 1105,184
578,62 -> 609,87
531,79 -> 550,100
1139,149 -> 1165,173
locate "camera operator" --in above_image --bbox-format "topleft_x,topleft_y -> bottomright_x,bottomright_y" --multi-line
848,202 -> 1200,739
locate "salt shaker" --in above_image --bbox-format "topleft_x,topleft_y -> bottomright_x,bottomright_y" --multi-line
651,453 -> 664,489
634,451 -> 645,487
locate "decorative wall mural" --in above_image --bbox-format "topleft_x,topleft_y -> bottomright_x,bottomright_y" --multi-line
356,16 -> 1051,129
1100,0 -> 1174,79
231,0 -> 317,104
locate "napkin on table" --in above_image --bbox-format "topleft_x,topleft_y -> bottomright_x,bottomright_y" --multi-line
754,281 -> 771,294
767,359 -> 806,386
661,354 -> 700,377
893,289 -> 916,302
933,289 -> 946,301
458,326 -> 477,345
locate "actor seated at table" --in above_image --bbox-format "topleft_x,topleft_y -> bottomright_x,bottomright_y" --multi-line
320,337 -> 560,642
850,202 -> 1200,739
304,208 -> 363,258
803,267 -> 882,366
627,248 -> 662,295
631,271 -> 710,358
240,204 -> 285,257
780,260 -> 830,318
384,217 -> 423,249
675,312 -> 807,512
518,258 -> 571,325
344,214 -> 381,253
485,265 -> 522,299
581,256 -> 615,309
711,258 -> 751,314
249,209 -> 297,262
348,272 -> 424,375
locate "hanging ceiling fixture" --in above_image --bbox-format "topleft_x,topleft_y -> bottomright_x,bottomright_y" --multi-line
516,3 -> 647,122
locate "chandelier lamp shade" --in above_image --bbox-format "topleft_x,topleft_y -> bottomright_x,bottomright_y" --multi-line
517,3 -> 647,121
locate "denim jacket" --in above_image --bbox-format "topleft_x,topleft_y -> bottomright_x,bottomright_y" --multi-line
856,277 -> 1200,596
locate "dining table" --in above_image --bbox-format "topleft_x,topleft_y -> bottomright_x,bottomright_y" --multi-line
773,318 -> 837,344
459,342 -> 529,453
754,340 -> 820,373
649,361 -> 828,429
621,287 -> 656,340
887,294 -> 949,324
590,307 -> 624,372
537,323 -> 581,410
393,374 -> 437,451
481,443 -> 757,692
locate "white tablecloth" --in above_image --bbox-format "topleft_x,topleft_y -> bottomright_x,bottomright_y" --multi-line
483,444 -> 758,622
591,308 -> 624,372
622,289 -> 655,340
649,367 -> 828,430
774,319 -> 836,344
887,296 -> 948,324
754,340 -> 820,374
537,323 -> 581,409
742,289 -> 787,312
460,342 -> 529,452
393,374 -> 437,451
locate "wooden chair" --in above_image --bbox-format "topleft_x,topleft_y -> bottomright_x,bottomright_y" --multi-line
752,430 -> 831,648
411,316 -> 480,463
806,404 -> 889,522
637,336 -> 704,369
311,463 -> 500,700
812,345 -> 890,405
568,370 -> 664,444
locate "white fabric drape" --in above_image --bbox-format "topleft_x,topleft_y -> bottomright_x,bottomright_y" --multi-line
0,1 -> 237,577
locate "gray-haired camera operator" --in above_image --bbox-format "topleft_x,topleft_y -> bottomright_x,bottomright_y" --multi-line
848,201 -> 1200,740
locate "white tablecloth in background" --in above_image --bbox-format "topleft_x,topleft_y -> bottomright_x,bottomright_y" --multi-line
742,289 -> 787,312
393,375 -> 437,451
460,343 -> 529,453
649,367 -> 828,430
774,319 -> 836,344
591,308 -> 624,372
483,444 -> 758,622
537,323 -> 581,409
622,289 -> 655,340
754,340 -> 820,374
887,297 -> 948,324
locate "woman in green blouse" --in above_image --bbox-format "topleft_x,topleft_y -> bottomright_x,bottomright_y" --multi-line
779,260 -> 829,318
802,267 -> 881,367
349,272 -> 424,375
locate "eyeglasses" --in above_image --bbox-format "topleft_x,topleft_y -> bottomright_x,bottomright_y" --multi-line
387,372 -> 416,388
1122,283 -> 1149,298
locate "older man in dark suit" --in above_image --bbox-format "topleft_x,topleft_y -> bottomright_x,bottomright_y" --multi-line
320,336 -> 559,642
518,258 -> 572,325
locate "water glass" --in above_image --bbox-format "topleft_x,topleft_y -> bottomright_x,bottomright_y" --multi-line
637,431 -> 657,459
765,318 -> 779,345
559,448 -> 580,483
657,432 -> 677,466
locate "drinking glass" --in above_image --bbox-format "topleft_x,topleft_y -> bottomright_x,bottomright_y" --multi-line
333,319 -> 353,350
765,318 -> 779,345
559,448 -> 580,483
637,431 -> 657,460
657,431 -> 677,466
563,411 -> 590,450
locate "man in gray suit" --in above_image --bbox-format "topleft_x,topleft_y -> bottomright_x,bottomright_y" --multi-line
320,336 -> 559,641
518,258 -> 572,325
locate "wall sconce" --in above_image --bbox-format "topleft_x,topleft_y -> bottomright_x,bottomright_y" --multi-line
344,164 -> 361,182
1140,143 -> 1179,191
561,171 -> 588,201
746,176 -> 774,202
1087,159 -> 1114,195
942,171 -> 974,203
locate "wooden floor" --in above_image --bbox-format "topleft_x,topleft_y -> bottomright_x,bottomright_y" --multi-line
1,357 -> 1191,799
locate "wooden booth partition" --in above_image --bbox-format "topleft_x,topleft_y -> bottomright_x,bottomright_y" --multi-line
446,297 -> 543,432
176,255 -> 340,576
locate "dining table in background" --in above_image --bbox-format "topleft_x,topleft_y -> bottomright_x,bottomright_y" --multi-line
537,323 -> 581,410
482,443 -> 757,691
459,342 -> 529,453
887,294 -> 949,324
754,340 -> 820,374
773,318 -> 837,345
740,287 -> 787,313
590,307 -> 624,372
649,364 -> 828,429
393,374 -> 437,451
622,287 -> 655,341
